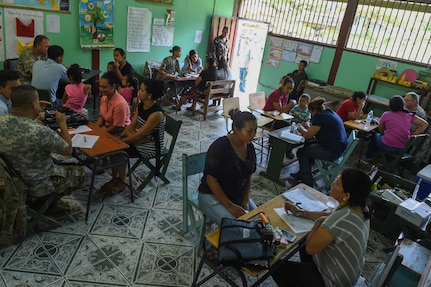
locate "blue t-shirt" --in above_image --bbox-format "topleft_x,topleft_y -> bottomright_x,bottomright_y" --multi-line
199,136 -> 256,204
312,109 -> 347,156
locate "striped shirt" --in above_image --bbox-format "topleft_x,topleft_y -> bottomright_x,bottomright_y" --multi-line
313,208 -> 370,287
135,102 -> 165,159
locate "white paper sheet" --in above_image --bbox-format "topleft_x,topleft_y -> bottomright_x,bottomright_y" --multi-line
68,125 -> 92,135
71,134 -> 99,148
280,130 -> 305,144
282,188 -> 328,212
274,207 -> 314,233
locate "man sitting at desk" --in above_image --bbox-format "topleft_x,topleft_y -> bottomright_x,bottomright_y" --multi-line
16,35 -> 50,84
404,92 -> 427,131
31,45 -> 68,108
336,91 -> 367,122
0,85 -> 84,209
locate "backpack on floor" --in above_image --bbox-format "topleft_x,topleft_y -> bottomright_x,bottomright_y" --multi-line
0,157 -> 26,247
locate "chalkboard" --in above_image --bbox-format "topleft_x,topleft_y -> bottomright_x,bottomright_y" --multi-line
0,0 -> 71,13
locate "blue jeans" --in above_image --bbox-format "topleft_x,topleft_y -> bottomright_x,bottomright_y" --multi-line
297,143 -> 341,187
239,67 -> 248,92
198,193 -> 257,227
365,133 -> 403,158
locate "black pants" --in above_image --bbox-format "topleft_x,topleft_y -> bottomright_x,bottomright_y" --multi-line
271,246 -> 325,287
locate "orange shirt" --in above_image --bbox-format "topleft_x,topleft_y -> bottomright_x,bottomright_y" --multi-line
99,91 -> 131,128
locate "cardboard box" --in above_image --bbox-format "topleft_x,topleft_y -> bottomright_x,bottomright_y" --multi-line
395,199 -> 431,227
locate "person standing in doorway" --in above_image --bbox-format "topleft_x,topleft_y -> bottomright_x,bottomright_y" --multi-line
237,37 -> 253,93
211,27 -> 230,64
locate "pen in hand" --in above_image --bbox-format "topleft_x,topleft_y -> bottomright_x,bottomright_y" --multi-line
84,136 -> 87,142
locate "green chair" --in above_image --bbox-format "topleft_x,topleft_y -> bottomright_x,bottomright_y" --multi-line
131,115 -> 182,191
181,152 -> 207,247
379,133 -> 429,174
313,130 -> 359,189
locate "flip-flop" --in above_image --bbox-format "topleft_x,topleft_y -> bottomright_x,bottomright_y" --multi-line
96,178 -> 118,194
109,181 -> 127,195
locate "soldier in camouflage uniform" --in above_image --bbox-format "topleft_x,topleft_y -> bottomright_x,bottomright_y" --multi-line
0,85 -> 84,199
156,46 -> 182,106
16,35 -> 50,84
211,27 -> 230,64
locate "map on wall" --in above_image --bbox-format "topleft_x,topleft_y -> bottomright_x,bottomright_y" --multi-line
79,0 -> 114,48
0,0 -> 71,12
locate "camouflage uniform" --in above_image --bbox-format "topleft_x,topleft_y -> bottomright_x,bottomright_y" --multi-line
16,47 -> 47,84
0,115 -> 84,198
211,35 -> 229,63
156,56 -> 181,100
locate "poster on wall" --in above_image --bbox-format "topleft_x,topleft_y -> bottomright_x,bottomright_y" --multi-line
79,0 -> 114,48
136,0 -> 174,6
267,36 -> 323,66
152,25 -> 173,46
0,0 -> 71,12
127,7 -> 151,52
4,8 -> 43,59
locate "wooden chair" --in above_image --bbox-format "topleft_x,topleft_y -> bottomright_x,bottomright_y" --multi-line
313,130 -> 359,188
192,79 -> 235,120
367,245 -> 403,287
181,152 -> 207,247
379,133 -> 429,174
3,58 -> 19,71
131,115 -> 182,191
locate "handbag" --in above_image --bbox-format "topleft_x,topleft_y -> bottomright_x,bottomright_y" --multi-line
218,218 -> 274,269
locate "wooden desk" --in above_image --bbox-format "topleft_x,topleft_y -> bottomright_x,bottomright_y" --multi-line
168,76 -> 198,98
398,238 -> 431,287
78,122 -> 129,157
260,127 -> 303,186
193,184 -> 329,287
344,118 -> 379,168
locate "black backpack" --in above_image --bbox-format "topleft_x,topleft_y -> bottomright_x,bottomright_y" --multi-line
0,157 -> 26,247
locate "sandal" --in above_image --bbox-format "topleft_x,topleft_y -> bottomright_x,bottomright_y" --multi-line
109,180 -> 127,195
96,178 -> 118,194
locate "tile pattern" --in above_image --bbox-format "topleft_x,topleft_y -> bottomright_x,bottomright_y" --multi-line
0,107 -> 394,287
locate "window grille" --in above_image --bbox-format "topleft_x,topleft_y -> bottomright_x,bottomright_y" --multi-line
238,0 -> 431,64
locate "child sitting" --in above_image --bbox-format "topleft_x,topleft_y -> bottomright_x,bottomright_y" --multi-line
118,74 -> 138,105
289,93 -> 311,124
62,65 -> 91,114
107,61 -> 115,72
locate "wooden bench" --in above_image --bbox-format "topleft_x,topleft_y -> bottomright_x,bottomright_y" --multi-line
192,80 -> 235,120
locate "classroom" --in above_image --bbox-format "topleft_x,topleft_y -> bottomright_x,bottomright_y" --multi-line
0,0 -> 430,286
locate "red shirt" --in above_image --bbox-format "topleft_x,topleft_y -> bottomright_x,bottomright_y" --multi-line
336,98 -> 357,122
263,88 -> 290,111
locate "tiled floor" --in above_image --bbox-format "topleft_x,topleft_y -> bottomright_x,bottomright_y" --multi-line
0,106 -> 395,287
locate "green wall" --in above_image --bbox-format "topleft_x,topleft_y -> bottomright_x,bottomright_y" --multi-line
2,0 -> 235,73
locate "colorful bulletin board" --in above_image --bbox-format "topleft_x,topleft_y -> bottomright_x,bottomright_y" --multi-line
0,0 -> 71,13
267,36 -> 323,67
79,0 -> 114,48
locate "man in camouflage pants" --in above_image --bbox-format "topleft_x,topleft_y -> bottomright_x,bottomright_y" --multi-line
16,35 -> 50,84
0,85 -> 84,208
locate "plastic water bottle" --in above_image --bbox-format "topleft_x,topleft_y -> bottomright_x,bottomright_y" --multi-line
365,110 -> 373,129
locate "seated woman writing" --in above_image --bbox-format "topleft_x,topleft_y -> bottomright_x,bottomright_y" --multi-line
175,58 -> 217,111
98,79 -> 166,195
291,97 -> 347,187
263,76 -> 297,129
272,168 -> 372,287
198,111 -> 258,226
362,95 -> 428,164
336,91 -> 367,122
95,71 -> 131,135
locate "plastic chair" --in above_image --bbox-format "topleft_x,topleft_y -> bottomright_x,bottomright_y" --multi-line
379,133 -> 429,174
3,58 -> 19,71
313,130 -> 359,188
181,152 -> 208,247
221,97 -> 240,132
131,115 -> 182,191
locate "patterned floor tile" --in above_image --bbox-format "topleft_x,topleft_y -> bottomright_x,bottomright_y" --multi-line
0,270 -> 62,287
133,243 -> 195,286
142,209 -> 188,245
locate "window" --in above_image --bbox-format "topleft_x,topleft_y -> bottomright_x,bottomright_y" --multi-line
238,0 -> 431,65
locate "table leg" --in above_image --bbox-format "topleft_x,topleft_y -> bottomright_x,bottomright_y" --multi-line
260,136 -> 290,186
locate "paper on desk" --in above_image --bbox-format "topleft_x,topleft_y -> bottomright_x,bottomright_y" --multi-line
69,125 -> 92,135
184,73 -> 199,78
280,130 -> 305,144
274,207 -> 314,233
71,134 -> 99,148
282,188 -> 328,211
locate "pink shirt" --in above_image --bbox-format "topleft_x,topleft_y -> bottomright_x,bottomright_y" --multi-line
380,111 -> 416,148
336,98 -> 357,122
263,88 -> 290,111
63,83 -> 88,114
99,91 -> 131,128
120,87 -> 133,104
